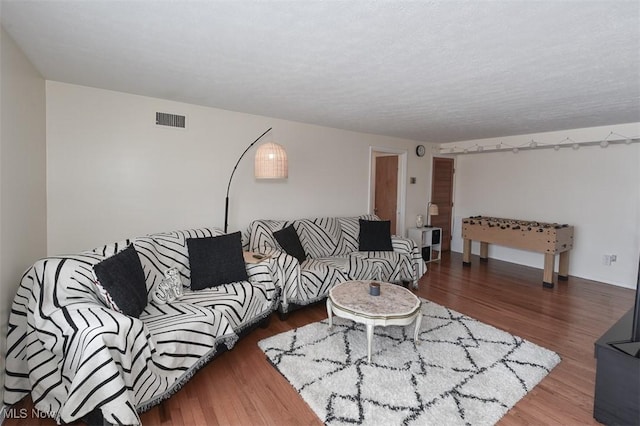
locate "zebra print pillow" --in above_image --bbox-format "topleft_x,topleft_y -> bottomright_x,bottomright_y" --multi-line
152,267 -> 183,304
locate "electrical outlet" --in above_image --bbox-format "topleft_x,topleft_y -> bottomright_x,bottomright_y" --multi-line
610,255 -> 617,262
603,255 -> 611,266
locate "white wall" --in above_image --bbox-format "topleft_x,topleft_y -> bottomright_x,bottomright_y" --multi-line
46,82 -> 433,255
0,26 -> 47,402
440,123 -> 640,289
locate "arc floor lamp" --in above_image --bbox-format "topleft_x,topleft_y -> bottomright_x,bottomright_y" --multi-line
224,127 -> 288,233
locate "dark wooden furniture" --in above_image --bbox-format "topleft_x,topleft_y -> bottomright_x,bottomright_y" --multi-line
594,309 -> 640,425
462,216 -> 574,288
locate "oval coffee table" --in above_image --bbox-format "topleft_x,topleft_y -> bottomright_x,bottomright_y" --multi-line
326,280 -> 422,362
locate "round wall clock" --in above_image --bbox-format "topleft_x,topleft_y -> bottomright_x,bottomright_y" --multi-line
416,145 -> 426,157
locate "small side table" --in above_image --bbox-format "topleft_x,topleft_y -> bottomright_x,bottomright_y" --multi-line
408,227 -> 442,263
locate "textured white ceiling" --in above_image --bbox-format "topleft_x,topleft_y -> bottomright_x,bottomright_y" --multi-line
2,0 -> 639,142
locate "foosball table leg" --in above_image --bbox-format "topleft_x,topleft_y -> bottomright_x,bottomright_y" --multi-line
558,251 -> 570,281
463,238 -> 471,266
543,253 -> 555,288
480,242 -> 489,263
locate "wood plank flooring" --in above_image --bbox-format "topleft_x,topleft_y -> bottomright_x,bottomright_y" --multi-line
5,252 -> 635,425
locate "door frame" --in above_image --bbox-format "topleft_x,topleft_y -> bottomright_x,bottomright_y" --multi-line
368,146 -> 407,236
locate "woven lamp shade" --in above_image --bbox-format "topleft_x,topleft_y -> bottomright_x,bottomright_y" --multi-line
428,203 -> 439,216
255,143 -> 288,179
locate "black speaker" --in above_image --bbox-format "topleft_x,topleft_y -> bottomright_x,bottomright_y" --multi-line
431,229 -> 441,245
421,247 -> 431,261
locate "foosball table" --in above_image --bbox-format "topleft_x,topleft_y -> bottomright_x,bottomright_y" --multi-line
461,216 -> 574,288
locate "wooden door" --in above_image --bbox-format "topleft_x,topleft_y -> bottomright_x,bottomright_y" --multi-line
374,155 -> 398,234
431,157 -> 454,251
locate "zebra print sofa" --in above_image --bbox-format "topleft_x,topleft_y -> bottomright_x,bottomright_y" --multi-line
3,227 -> 279,425
244,215 -> 426,316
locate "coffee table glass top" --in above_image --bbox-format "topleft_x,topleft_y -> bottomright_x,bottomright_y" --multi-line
329,280 -> 420,319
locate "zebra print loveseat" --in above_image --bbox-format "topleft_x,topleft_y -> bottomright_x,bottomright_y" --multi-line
244,215 -> 426,316
3,227 -> 279,425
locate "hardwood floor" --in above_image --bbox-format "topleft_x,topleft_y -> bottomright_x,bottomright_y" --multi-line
5,252 -> 634,425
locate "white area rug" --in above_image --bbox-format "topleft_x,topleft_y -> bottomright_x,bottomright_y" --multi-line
258,299 -> 560,425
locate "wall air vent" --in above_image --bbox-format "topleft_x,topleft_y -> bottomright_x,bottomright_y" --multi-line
155,112 -> 186,128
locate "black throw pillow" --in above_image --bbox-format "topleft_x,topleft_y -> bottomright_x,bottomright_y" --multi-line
273,224 -> 307,263
358,219 -> 393,251
93,244 -> 148,318
187,231 -> 249,290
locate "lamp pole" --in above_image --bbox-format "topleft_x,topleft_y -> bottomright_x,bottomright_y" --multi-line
224,127 -> 272,233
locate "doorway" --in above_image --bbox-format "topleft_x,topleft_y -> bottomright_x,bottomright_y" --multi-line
430,157 -> 454,251
369,147 -> 407,236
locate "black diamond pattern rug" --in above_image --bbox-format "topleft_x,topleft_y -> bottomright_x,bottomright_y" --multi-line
258,299 -> 560,425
